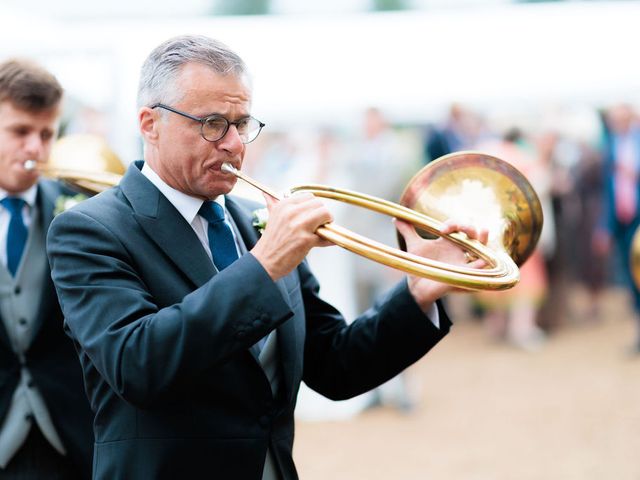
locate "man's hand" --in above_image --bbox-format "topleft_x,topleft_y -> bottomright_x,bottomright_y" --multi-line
395,219 -> 489,312
250,192 -> 333,280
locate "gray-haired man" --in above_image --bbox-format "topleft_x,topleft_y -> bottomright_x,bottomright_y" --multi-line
48,35 -> 485,479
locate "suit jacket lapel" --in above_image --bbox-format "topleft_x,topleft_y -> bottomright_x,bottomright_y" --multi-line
30,181 -> 58,340
0,284 -> 10,349
37,180 -> 57,232
226,196 -> 299,402
225,196 -> 259,249
120,162 -> 215,288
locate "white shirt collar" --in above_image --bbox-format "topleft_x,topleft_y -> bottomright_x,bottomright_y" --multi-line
0,184 -> 38,208
140,162 -> 226,223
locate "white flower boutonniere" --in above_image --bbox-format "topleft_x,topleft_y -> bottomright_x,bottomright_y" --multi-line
252,207 -> 269,234
54,193 -> 88,216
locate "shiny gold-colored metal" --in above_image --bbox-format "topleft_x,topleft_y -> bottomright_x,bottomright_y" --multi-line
224,151 -> 543,291
399,151 -> 544,267
29,134 -> 125,194
33,141 -> 542,290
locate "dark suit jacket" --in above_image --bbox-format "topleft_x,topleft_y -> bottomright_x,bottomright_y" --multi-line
47,162 -> 451,480
600,127 -> 640,306
0,180 -> 93,476
600,127 -> 640,235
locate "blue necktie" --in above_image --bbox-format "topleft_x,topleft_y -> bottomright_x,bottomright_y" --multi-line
199,201 -> 267,352
198,201 -> 239,271
2,197 -> 28,277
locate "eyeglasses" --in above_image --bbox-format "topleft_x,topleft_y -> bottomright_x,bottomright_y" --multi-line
150,103 -> 265,144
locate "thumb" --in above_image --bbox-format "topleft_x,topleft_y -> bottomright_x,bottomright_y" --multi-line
263,193 -> 278,213
394,219 -> 421,248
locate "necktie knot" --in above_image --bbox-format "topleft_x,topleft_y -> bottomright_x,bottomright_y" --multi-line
198,201 -> 226,224
1,197 -> 25,216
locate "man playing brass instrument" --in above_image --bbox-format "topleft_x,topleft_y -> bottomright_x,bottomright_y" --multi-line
0,59 -> 93,478
47,35 -> 486,480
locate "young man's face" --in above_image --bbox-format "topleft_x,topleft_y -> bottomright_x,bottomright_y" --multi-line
0,100 -> 60,194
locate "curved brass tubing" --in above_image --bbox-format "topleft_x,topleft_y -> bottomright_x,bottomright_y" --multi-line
223,150 -> 543,291
31,138 -> 542,291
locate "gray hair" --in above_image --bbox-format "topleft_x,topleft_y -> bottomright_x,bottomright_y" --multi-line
136,35 -> 249,108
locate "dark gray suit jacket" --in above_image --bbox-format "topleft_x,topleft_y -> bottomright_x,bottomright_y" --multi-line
47,161 -> 451,480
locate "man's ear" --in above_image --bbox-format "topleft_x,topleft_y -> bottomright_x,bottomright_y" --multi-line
139,107 -> 159,144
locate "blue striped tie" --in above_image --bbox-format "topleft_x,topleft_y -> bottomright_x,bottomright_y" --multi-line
2,197 -> 28,277
198,201 -> 239,271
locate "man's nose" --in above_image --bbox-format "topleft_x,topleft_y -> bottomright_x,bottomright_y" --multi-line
24,133 -> 46,159
217,125 -> 244,154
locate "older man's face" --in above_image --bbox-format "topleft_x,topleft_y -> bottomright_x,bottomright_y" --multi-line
146,63 -> 252,200
0,101 -> 60,194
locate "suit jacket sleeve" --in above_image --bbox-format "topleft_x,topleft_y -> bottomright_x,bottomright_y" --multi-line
299,259 -> 451,401
47,208 -> 293,408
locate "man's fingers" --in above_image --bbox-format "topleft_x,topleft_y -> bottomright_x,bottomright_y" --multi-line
478,228 -> 489,245
467,257 -> 487,269
263,193 -> 278,212
440,221 -> 489,245
395,219 -> 421,247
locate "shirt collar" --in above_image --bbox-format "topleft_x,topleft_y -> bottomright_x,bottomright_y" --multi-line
140,162 -> 226,224
0,184 -> 38,208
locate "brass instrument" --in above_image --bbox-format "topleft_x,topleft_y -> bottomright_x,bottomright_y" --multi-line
31,140 -> 543,291
223,151 -> 543,291
24,134 -> 125,195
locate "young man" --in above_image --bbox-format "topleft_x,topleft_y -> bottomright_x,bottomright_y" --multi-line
0,58 -> 93,479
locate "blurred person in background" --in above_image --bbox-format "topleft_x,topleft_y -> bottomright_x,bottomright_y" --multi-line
595,103 -> 640,354
349,107 -> 417,411
0,59 -> 93,478
423,103 -> 485,163
572,118 -> 607,322
46,35 -> 488,480
475,127 -> 551,351
534,129 -> 572,332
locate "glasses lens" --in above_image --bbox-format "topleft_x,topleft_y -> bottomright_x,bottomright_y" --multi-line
241,117 -> 263,144
202,116 -> 229,142
201,115 -> 264,143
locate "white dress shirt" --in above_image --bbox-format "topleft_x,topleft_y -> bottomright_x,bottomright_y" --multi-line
141,164 -> 242,261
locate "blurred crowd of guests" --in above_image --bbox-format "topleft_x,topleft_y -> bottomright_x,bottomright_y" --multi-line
239,101 -> 640,415
423,102 -> 640,357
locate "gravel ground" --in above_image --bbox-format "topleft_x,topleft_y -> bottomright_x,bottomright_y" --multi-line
293,286 -> 640,480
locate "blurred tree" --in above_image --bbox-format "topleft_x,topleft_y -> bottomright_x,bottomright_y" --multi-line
372,0 -> 408,11
211,0 -> 270,15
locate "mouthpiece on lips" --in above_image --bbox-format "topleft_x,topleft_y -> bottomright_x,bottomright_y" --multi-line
24,160 -> 38,171
221,163 -> 237,175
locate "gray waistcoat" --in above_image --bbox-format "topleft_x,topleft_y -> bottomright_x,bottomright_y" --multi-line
0,208 -> 66,468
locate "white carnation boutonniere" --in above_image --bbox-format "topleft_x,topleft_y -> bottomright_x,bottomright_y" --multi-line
252,207 -> 269,234
54,193 -> 88,216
